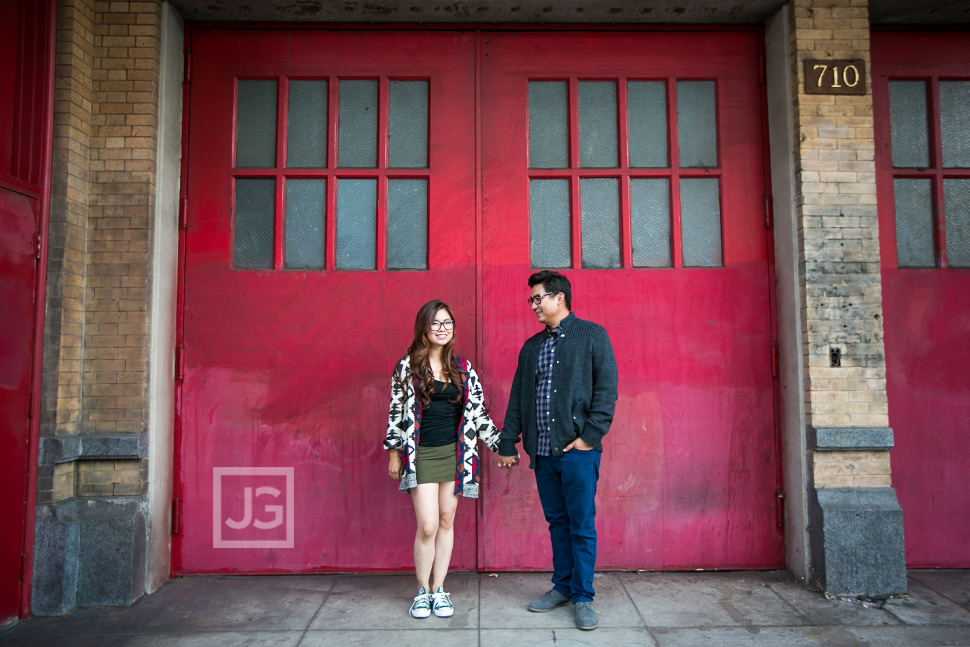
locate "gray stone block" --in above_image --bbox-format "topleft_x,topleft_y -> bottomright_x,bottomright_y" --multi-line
809,487 -> 907,598
31,502 -> 80,617
811,427 -> 894,451
31,497 -> 148,615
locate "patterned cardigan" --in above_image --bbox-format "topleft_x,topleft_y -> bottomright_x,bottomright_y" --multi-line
384,355 -> 500,498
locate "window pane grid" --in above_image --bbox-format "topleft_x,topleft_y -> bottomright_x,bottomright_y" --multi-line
886,76 -> 970,269
232,75 -> 431,272
527,77 -> 722,270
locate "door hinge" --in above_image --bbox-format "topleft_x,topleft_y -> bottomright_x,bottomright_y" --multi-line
19,553 -> 29,584
776,490 -> 786,529
34,232 -> 41,260
27,385 -> 33,418
172,497 -> 181,535
175,344 -> 184,381
771,342 -> 778,377
183,50 -> 191,83
179,195 -> 188,230
764,195 -> 773,228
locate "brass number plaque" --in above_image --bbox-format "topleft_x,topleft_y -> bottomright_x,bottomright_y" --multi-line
804,59 -> 866,95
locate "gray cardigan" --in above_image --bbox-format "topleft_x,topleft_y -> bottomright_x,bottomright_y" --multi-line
499,312 -> 618,467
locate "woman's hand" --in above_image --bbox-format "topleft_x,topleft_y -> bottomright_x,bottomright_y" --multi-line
388,451 -> 403,480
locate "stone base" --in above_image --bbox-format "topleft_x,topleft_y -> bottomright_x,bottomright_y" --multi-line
31,497 -> 147,616
808,487 -> 907,597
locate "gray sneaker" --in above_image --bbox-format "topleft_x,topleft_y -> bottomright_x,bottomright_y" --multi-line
528,589 -> 570,612
573,601 -> 598,630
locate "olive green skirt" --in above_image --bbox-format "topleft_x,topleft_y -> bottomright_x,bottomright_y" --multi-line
415,443 -> 457,485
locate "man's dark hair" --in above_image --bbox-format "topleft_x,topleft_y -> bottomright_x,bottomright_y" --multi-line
528,270 -> 571,310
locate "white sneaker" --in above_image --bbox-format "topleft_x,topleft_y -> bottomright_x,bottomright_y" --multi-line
431,586 -> 454,617
410,587 -> 432,619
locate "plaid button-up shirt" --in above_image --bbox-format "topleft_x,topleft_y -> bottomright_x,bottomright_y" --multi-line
534,324 -> 563,456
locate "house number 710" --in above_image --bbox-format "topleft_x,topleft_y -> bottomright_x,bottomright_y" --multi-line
813,63 -> 860,88
804,59 -> 866,95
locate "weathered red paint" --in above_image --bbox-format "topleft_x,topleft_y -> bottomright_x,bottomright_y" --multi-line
872,30 -> 970,568
479,31 -> 782,570
176,27 -> 782,574
175,29 -> 480,573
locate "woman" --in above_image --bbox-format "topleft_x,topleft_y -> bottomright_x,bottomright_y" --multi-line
384,300 -> 501,619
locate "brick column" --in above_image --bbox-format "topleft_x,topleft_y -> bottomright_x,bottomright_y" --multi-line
788,0 -> 905,597
34,0 -> 160,615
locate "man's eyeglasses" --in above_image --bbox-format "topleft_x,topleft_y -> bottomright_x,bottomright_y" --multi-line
430,319 -> 455,331
526,292 -> 557,306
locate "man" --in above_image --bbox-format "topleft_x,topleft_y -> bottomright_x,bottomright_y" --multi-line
498,270 -> 618,631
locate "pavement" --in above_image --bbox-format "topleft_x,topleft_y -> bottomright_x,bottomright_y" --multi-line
2,570 -> 969,646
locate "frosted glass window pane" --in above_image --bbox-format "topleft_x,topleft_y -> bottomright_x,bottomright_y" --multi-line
234,178 -> 275,269
287,81 -> 327,168
389,81 -> 428,168
579,81 -> 618,168
631,179 -> 671,267
677,81 -> 718,168
944,179 -> 970,268
530,179 -> 570,268
894,178 -> 935,268
529,82 -> 569,169
236,80 -> 277,168
338,80 -> 377,168
387,179 -> 427,270
336,179 -> 376,269
285,180 -> 325,270
888,81 -> 929,169
581,178 -> 620,269
628,81 -> 668,168
680,178 -> 722,267
940,82 -> 970,169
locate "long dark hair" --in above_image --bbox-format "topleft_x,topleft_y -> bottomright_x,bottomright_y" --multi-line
407,300 -> 465,407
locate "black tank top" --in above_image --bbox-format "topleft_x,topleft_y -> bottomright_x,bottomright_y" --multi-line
418,380 -> 462,447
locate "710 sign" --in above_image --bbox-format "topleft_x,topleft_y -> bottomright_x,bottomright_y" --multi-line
804,59 -> 866,96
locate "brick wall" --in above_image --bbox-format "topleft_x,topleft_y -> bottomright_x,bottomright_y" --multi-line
39,0 -> 161,504
788,0 -> 891,487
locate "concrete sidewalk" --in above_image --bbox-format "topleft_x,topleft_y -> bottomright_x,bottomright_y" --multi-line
2,570 -> 969,646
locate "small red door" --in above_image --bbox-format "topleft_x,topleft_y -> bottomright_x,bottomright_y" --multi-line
872,31 -> 970,567
176,29 -> 479,572
479,30 -> 783,569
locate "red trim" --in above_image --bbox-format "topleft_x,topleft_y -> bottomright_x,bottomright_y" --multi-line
20,0 -> 57,619
187,22 -> 765,34
171,23 -> 193,576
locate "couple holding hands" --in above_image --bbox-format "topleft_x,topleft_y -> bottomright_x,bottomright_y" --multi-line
383,270 -> 619,631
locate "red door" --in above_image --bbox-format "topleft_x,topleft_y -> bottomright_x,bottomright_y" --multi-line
872,31 -> 970,567
178,28 -> 782,573
0,189 -> 38,619
479,31 -> 783,569
176,29 -> 479,573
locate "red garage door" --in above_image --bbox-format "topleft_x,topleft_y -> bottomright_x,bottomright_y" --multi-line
872,31 -> 970,567
176,27 -> 782,573
479,31 -> 782,569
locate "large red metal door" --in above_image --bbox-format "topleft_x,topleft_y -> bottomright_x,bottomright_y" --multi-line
872,31 -> 970,567
176,29 -> 478,573
479,31 -> 783,569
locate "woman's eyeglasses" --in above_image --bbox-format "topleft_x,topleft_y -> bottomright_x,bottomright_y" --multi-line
430,319 -> 455,331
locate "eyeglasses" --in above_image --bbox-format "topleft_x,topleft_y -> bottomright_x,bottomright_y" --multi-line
430,319 -> 455,331
526,292 -> 557,306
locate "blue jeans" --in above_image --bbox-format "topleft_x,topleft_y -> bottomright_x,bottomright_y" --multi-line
534,449 -> 601,602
